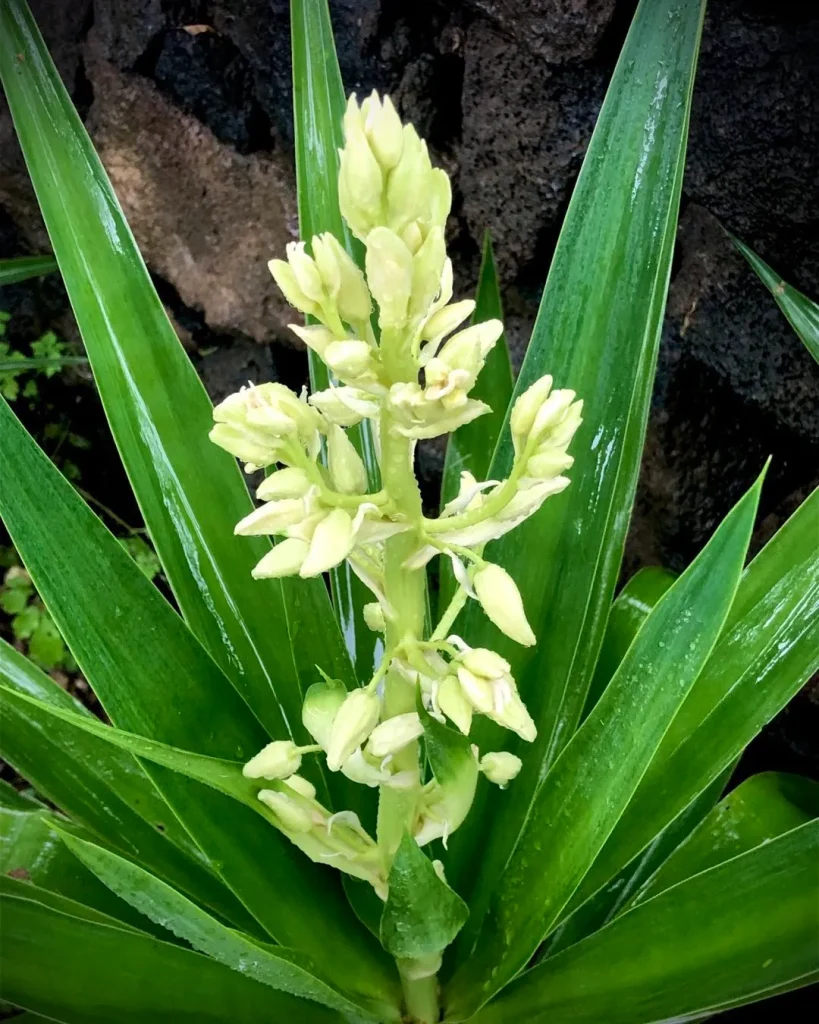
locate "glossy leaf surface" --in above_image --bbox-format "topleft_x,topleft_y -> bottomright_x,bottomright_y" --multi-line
447,473 -> 760,1016
445,0 -> 707,907
0,398 -> 395,1001
472,822 -> 819,1024
0,0 -> 355,746
734,236 -> 819,364
0,878 -> 342,1024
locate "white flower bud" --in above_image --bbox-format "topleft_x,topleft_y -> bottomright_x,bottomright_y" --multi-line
243,740 -> 302,780
288,323 -> 334,359
251,538 -> 309,579
309,386 -> 380,427
209,423 -> 277,469
326,689 -> 381,771
455,648 -> 537,741
456,665 -> 495,714
362,92 -> 404,170
385,125 -> 430,229
366,712 -> 424,758
234,498 -> 306,536
286,241 -> 325,302
428,168 -> 452,227
365,227 -> 414,327
362,602 -> 386,632
339,96 -> 384,240
525,449 -> 575,480
256,467 -> 312,501
327,425 -> 368,494
421,300 -> 476,346
437,320 -> 502,370
436,674 -> 473,735
341,747 -> 389,787
473,563 -> 536,647
283,774 -> 317,799
400,220 -> 424,254
546,399 -> 583,448
530,389 -> 578,445
302,678 -> 347,749
299,508 -> 355,577
312,233 -> 372,323
479,751 -> 523,788
257,789 -> 313,832
410,226 -> 446,318
268,259 -> 321,317
510,375 -> 553,447
323,340 -> 374,380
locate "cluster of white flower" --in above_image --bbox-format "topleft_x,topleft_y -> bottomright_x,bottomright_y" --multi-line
210,91 -> 582,896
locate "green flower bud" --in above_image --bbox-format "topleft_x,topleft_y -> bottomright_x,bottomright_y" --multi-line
283,774 -> 317,799
366,712 -> 424,758
251,538 -> 309,579
525,449 -> 575,480
268,259 -> 320,317
361,91 -> 404,170
323,339 -> 374,380
288,323 -> 335,359
421,299 -> 475,346
339,96 -> 384,240
530,389 -> 578,444
243,740 -> 302,780
436,674 -> 473,735
410,226 -> 446,318
312,233 -> 372,322
257,789 -> 314,833
234,497 -> 307,537
510,375 -> 554,448
208,423 -> 278,469
299,508 -> 355,577
302,678 -> 347,749
365,227 -> 414,327
286,241 -> 325,302
327,425 -> 368,494
479,751 -> 523,788
473,563 -> 536,647
256,467 -> 312,501
385,124 -> 431,230
326,688 -> 381,771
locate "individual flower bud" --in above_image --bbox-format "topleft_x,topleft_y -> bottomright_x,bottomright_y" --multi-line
323,339 -> 374,381
313,233 -> 372,322
286,241 -> 325,302
436,674 -> 473,735
309,386 -> 380,427
361,91 -> 404,169
366,712 -> 424,758
268,259 -> 320,318
400,220 -> 424,254
256,467 -> 312,501
288,323 -> 335,359
283,774 -> 317,799
257,789 -> 313,832
363,602 -> 386,633
310,234 -> 342,298
234,498 -> 307,537
240,383 -> 324,442
525,448 -> 575,480
410,226 -> 446,318
243,740 -> 302,780
421,299 -> 476,346
326,688 -> 381,771
479,751 -> 523,788
457,649 -> 536,741
437,320 -> 502,371
327,425 -> 368,494
251,538 -> 309,579
341,747 -> 389,787
385,124 -> 431,229
428,168 -> 452,227
299,508 -> 355,577
529,388 -> 577,445
209,423 -> 277,469
339,96 -> 384,240
510,375 -> 554,449
302,678 -> 347,749
546,399 -> 583,448
365,227 -> 414,327
473,563 -> 536,647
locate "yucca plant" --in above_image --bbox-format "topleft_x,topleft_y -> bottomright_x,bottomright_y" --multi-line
0,0 -> 817,1021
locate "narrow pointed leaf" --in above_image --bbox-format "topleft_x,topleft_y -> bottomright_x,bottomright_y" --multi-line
734,236 -> 819,364
0,399 -> 396,1001
447,473 -> 760,1016
0,638 -> 256,932
0,0 -> 355,746
61,832 -> 387,1021
0,254 -> 57,285
0,879 -> 342,1024
291,0 -> 381,678
629,772 -> 819,909
563,486 -> 819,920
472,822 -> 819,1024
446,0 -> 707,902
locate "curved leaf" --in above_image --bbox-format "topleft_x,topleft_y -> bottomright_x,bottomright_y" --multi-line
0,254 -> 57,285
446,472 -> 761,1016
471,821 -> 819,1024
445,0 -> 707,906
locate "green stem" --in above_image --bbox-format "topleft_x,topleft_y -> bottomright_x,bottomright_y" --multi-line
401,969 -> 440,1024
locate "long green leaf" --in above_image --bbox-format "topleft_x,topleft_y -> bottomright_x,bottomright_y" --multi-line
441,232 -> 514,507
0,782 -> 170,937
445,0 -> 706,903
562,486 -> 819,920
733,236 -> 819,364
0,253 -> 57,285
447,472 -> 761,1016
472,821 -> 819,1024
291,0 -> 382,679
0,878 -> 341,1024
0,399 -> 396,1003
0,0 -> 355,748
629,772 -> 819,909
61,832 -> 387,1021
0,638 -> 257,932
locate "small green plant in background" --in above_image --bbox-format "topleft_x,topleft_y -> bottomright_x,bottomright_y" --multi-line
0,560 -> 75,672
0,1 -> 816,1024
0,309 -> 75,402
